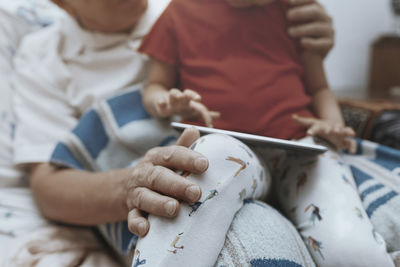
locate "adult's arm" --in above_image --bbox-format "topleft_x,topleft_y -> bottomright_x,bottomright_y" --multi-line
287,0 -> 335,58
29,128 -> 206,237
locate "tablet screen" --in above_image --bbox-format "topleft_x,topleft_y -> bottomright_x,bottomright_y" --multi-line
171,122 -> 328,154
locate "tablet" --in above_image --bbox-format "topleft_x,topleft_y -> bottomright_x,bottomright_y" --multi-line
171,122 -> 328,154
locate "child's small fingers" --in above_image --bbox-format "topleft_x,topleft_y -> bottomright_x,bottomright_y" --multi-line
331,127 -> 355,140
156,98 -> 170,115
189,101 -> 213,127
307,124 -> 322,136
331,135 -> 356,152
180,91 -> 197,106
292,114 -> 316,127
306,125 -> 316,135
334,136 -> 349,151
320,133 -> 346,151
322,124 -> 333,135
310,123 -> 329,136
183,89 -> 202,102
343,127 -> 356,137
170,88 -> 181,96
169,89 -> 183,105
157,97 -> 168,107
157,98 -> 165,106
332,125 -> 343,135
210,111 -> 221,120
332,128 -> 351,143
346,139 -> 357,154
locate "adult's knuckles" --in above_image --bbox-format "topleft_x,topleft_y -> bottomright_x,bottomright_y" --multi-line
126,196 -> 135,211
147,165 -> 164,188
133,187 -> 147,210
145,147 -> 161,161
131,165 -> 144,180
162,146 -> 177,162
132,164 -> 152,186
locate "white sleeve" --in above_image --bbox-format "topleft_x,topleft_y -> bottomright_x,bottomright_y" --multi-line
12,27 -> 78,165
0,10 -> 32,183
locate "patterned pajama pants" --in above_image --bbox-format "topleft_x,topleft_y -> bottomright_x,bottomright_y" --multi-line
255,137 -> 394,267
131,134 -> 270,267
130,134 -> 394,267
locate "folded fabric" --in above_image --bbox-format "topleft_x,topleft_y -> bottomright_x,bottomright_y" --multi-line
0,0 -> 65,27
51,85 -> 178,172
1,225 -> 120,267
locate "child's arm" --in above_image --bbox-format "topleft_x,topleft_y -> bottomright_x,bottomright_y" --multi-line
143,59 -> 220,127
303,52 -> 343,125
293,52 -> 357,153
143,59 -> 179,117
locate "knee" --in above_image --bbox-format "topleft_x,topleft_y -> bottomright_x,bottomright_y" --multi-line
188,134 -> 271,197
190,134 -> 252,161
190,134 -> 260,177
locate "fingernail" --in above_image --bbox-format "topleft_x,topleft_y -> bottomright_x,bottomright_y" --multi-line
186,185 -> 201,201
165,201 -> 177,216
138,222 -> 147,235
194,157 -> 208,171
288,28 -> 295,36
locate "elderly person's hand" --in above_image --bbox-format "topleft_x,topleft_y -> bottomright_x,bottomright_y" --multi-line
287,0 -> 334,58
125,128 -> 207,237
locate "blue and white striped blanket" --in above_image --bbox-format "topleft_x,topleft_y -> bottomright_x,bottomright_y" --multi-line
50,86 -> 400,257
51,86 -> 178,172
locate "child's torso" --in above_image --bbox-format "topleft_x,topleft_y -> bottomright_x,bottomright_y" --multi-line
170,0 -> 314,139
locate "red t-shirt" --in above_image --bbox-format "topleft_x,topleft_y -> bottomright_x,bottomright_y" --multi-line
139,0 -> 315,139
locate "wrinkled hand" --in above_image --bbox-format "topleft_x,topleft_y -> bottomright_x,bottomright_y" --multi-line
156,88 -> 220,127
293,114 -> 357,153
286,0 -> 334,58
125,128 -> 207,237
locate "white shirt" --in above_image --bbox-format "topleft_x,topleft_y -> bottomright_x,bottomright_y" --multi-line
12,0 -> 170,165
0,8 -> 34,186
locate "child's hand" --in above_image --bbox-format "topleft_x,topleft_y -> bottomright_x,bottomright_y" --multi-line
156,88 -> 220,127
292,114 -> 357,153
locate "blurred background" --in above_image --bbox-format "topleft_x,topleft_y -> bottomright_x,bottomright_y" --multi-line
320,0 -> 399,98
319,0 -> 400,148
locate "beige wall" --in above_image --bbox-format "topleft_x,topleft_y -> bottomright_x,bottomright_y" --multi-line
319,0 -> 396,92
